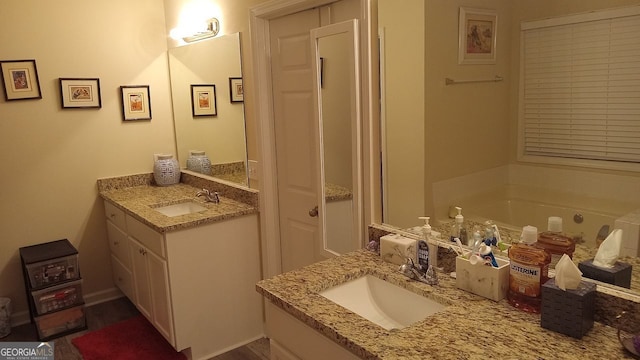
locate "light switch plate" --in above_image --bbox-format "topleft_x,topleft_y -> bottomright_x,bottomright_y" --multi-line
248,160 -> 258,180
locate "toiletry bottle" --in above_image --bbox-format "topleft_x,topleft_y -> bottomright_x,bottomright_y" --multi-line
483,221 -> 497,246
449,207 -> 467,245
418,216 -> 439,285
417,216 -> 431,270
536,216 -> 575,267
507,225 -> 551,313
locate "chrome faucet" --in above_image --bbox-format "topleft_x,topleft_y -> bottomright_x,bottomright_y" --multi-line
196,189 -> 220,203
399,257 -> 438,285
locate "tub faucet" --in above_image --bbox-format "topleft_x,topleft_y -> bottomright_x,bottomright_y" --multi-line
595,225 -> 610,247
399,257 -> 438,285
196,189 -> 220,203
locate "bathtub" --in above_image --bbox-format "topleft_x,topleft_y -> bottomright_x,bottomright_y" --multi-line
443,185 -> 638,248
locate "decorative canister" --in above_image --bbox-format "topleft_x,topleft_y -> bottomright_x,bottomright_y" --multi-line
153,154 -> 180,186
186,150 -> 212,175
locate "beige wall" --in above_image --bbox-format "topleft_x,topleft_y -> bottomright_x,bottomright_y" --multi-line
424,0 -> 512,216
379,0 -> 426,228
0,0 -> 175,316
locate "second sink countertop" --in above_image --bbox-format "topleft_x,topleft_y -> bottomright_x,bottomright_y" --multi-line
257,250 -> 634,360
100,183 -> 257,233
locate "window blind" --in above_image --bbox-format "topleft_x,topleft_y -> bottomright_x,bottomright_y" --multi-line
521,13 -> 640,164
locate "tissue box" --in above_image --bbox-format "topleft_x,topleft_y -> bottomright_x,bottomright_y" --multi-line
541,278 -> 596,339
380,234 -> 416,265
577,259 -> 632,289
455,256 -> 509,301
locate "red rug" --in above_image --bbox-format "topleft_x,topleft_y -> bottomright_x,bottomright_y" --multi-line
72,315 -> 186,360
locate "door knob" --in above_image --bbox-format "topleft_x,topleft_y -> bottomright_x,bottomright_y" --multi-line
308,206 -> 319,217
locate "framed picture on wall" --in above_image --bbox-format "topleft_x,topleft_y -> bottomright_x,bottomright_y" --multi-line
120,85 -> 151,121
191,84 -> 217,116
59,78 -> 102,108
0,59 -> 42,101
458,7 -> 498,64
229,77 -> 243,103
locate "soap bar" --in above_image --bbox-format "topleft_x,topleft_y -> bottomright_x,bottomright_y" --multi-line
380,234 -> 416,265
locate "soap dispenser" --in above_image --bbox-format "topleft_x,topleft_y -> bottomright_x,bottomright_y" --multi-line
450,207 -> 468,245
418,216 -> 439,285
416,216 -> 431,270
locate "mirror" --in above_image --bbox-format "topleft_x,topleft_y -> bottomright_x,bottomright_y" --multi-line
376,1 -> 640,294
168,33 -> 248,186
312,20 -> 362,256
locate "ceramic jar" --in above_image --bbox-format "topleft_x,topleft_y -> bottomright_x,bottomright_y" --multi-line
153,154 -> 180,186
186,150 -> 212,175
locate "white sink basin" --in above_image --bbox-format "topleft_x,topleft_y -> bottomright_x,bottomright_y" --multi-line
154,201 -> 207,217
319,275 -> 446,330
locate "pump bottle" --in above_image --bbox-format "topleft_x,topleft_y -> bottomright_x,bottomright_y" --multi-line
449,207 -> 468,245
418,216 -> 438,285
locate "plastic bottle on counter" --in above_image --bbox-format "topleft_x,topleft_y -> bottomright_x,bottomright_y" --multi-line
507,225 -> 551,314
536,216 -> 575,267
449,207 -> 468,245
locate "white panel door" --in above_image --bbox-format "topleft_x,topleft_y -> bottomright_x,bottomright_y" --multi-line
270,8 -> 324,272
129,237 -> 152,320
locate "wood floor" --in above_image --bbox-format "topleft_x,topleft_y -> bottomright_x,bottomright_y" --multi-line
0,297 -> 270,360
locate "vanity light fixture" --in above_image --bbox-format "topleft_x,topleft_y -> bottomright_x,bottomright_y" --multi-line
183,18 -> 220,43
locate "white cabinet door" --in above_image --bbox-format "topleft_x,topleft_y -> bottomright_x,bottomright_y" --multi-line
147,249 -> 173,343
128,234 -> 174,346
129,237 -> 153,321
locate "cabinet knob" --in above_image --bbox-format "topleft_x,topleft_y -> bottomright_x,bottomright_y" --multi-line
110,213 -> 116,218
113,241 -> 119,245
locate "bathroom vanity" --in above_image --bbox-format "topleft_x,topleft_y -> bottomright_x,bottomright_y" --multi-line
257,249 -> 636,359
99,173 -> 262,360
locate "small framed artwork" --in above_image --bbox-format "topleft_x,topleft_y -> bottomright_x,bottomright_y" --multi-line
59,78 -> 102,108
0,59 -> 42,101
191,84 -> 217,116
120,85 -> 151,121
458,7 -> 498,65
229,77 -> 243,103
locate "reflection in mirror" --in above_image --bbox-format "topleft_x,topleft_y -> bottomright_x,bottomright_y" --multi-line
312,20 -> 362,256
376,1 -> 640,296
168,33 -> 248,186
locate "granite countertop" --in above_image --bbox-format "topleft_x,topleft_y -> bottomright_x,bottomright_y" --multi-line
325,183 -> 353,202
100,183 -> 257,233
257,250 -> 635,360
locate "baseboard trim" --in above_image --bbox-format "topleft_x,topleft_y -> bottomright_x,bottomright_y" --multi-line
192,334 -> 267,360
10,287 -> 124,327
83,287 -> 124,307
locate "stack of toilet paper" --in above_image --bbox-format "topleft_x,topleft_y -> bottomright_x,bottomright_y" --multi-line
614,209 -> 640,257
380,234 -> 416,265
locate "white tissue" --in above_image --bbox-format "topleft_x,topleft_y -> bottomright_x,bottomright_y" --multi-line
593,229 -> 623,268
555,254 -> 582,290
